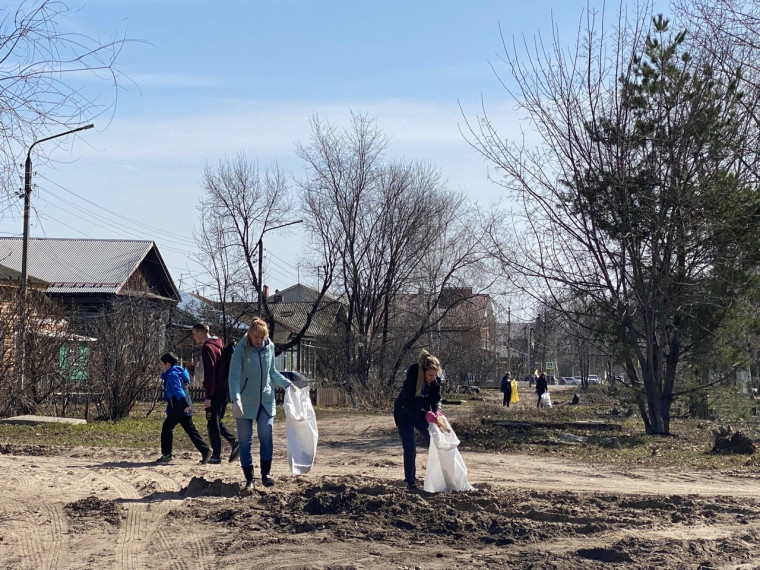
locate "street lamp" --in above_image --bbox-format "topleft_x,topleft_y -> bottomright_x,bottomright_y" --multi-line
257,219 -> 303,314
21,123 -> 95,299
18,124 -> 93,389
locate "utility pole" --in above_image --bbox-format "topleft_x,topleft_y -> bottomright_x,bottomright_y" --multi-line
507,307 -> 511,372
257,219 -> 303,315
19,123 -> 94,389
22,124 -> 94,298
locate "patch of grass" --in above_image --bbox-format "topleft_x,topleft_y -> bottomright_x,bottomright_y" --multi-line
0,414 -> 164,449
0,400 -> 367,451
451,386 -> 760,472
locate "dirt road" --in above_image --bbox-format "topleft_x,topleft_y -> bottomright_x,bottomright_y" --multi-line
0,409 -> 759,569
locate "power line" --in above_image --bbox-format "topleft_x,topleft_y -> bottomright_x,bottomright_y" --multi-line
33,192 -> 194,258
37,174 -> 198,247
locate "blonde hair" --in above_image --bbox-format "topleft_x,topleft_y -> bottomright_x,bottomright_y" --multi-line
415,350 -> 441,396
247,318 -> 269,345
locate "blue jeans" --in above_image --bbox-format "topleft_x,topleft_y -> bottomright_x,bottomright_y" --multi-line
235,406 -> 274,468
395,413 -> 430,484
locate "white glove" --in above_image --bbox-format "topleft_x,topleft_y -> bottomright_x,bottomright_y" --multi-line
232,396 -> 244,418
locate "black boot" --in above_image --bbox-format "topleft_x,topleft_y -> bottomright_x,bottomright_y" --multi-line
260,460 -> 275,487
242,466 -> 255,494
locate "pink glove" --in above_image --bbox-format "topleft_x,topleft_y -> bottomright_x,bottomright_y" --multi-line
425,411 -> 437,423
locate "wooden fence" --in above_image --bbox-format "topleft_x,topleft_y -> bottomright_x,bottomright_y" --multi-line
187,386 -> 346,407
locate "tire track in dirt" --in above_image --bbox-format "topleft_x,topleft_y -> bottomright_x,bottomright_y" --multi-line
0,457 -> 63,569
41,502 -> 65,570
183,527 -> 215,570
92,470 -> 173,570
144,469 -> 216,570
91,466 -> 212,570
156,529 -> 189,570
0,495 -> 67,570
17,505 -> 45,570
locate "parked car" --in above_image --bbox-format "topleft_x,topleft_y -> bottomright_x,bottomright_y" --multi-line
562,376 -> 581,386
587,375 -> 601,385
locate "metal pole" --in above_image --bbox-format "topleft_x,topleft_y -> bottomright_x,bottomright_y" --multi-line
21,154 -> 32,300
527,326 -> 532,377
19,123 -> 94,389
256,219 -> 303,316
507,307 -> 511,372
257,237 -> 263,315
21,123 -> 94,299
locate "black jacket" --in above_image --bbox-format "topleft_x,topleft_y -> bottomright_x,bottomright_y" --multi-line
394,363 -> 442,421
535,376 -> 548,396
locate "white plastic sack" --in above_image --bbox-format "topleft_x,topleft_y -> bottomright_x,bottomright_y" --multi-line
540,392 -> 553,408
283,385 -> 318,475
423,417 -> 474,493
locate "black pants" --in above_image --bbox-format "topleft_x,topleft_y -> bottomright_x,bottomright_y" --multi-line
502,391 -> 510,407
206,388 -> 237,456
161,414 -> 210,456
394,412 -> 431,485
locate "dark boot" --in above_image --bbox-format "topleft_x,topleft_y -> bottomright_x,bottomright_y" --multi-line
242,466 -> 255,494
260,460 -> 275,487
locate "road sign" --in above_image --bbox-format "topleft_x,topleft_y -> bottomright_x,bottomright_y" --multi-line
546,361 -> 554,370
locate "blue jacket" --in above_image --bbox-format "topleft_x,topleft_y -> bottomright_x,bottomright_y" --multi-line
162,365 -> 193,416
228,336 -> 292,419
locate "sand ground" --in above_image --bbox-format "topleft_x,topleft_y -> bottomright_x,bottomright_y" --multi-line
1,400 -> 759,569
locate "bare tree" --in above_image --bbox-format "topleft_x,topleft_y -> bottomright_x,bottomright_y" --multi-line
192,209 -> 250,344
196,151 -> 334,352
0,0 -> 129,210
86,296 -> 168,420
298,112 -> 491,394
0,285 -> 82,415
464,5 -> 760,434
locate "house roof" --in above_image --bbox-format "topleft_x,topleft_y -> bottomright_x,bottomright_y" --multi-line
269,301 -> 341,337
0,263 -> 49,287
268,283 -> 335,304
0,238 -> 179,301
224,298 -> 343,339
176,290 -> 249,330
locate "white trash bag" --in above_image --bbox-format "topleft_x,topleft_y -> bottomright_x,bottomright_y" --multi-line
424,417 -> 474,493
283,385 -> 318,475
540,392 -> 553,408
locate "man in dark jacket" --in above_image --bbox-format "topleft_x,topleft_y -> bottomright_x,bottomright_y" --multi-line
192,323 -> 239,464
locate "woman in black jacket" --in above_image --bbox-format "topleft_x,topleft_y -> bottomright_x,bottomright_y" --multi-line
535,372 -> 548,408
393,350 -> 446,490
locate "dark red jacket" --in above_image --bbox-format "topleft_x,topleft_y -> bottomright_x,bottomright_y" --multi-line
201,336 -> 227,399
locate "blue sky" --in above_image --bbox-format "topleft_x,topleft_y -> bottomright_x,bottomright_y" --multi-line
0,0 -> 657,294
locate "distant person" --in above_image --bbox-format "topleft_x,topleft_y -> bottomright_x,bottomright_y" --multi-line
192,323 -> 239,465
393,350 -> 447,490
156,352 -> 211,464
228,318 -> 295,494
500,372 -> 512,407
536,372 -> 548,408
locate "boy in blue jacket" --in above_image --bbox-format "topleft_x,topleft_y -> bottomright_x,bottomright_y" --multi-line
156,352 -> 212,464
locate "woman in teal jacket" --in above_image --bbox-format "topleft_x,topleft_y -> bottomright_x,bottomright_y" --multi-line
228,317 -> 294,493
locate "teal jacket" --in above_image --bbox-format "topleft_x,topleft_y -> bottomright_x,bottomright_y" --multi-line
228,336 -> 292,419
